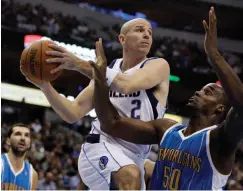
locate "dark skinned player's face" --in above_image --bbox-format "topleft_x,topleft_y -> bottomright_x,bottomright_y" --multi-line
186,83 -> 224,115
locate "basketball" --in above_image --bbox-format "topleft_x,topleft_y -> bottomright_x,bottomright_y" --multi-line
20,40 -> 62,83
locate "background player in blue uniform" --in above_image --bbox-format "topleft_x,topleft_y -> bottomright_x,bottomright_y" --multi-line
91,7 -> 243,190
1,123 -> 38,190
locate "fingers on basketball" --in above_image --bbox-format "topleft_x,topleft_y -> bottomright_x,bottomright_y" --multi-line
48,44 -> 66,53
46,50 -> 63,58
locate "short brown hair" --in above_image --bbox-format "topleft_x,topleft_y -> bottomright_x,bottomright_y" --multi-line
7,123 -> 30,138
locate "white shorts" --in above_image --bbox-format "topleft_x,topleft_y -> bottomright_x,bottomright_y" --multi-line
78,141 -> 146,190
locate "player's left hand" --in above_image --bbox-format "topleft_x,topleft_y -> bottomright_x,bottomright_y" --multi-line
90,38 -> 107,82
203,7 -> 218,55
46,44 -> 89,74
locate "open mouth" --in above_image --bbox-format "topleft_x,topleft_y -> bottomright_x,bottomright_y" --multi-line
18,143 -> 26,148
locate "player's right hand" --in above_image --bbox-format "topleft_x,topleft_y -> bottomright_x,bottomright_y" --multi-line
45,44 -> 89,74
203,7 -> 218,55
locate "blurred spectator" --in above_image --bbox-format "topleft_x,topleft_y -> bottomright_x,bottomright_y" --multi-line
2,0 -> 243,75
38,171 -> 57,190
31,119 -> 42,133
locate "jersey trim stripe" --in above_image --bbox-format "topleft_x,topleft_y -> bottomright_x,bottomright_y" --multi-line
82,143 -> 110,187
159,123 -> 182,145
29,164 -> 33,190
139,57 -> 159,68
140,57 -> 166,119
187,131 -> 207,189
1,157 -> 4,182
145,88 -> 158,119
103,142 -> 122,168
206,130 -> 230,189
5,154 -> 25,176
178,125 -> 217,140
108,59 -> 117,69
206,130 -> 231,176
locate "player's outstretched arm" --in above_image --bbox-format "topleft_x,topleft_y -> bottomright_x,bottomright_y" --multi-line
91,44 -> 176,144
204,7 -> 243,140
203,7 -> 243,108
204,7 -> 243,174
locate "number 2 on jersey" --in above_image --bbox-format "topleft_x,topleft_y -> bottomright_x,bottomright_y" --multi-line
131,100 -> 141,119
163,166 -> 181,190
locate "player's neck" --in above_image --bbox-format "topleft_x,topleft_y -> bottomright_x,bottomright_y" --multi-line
185,115 -> 215,136
7,150 -> 25,171
122,50 -> 146,72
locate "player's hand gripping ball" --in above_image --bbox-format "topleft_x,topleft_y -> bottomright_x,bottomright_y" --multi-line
20,40 -> 63,83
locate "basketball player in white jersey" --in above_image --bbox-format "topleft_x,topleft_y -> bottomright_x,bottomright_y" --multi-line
24,18 -> 170,189
1,123 -> 38,190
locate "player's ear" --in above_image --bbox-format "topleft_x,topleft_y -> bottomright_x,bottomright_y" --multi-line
216,104 -> 225,114
6,138 -> 10,146
118,34 -> 125,45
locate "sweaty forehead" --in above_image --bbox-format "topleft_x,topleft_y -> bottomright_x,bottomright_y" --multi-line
120,19 -> 152,34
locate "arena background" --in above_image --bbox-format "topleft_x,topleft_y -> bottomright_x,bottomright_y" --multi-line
1,0 -> 243,189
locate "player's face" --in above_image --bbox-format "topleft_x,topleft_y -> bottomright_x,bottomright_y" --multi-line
121,20 -> 152,55
7,127 -> 31,156
187,83 -> 223,114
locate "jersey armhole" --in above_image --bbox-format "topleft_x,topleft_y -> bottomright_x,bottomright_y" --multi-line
140,57 -> 159,68
29,164 -> 33,190
1,157 -> 4,182
108,59 -> 117,69
206,130 -> 231,177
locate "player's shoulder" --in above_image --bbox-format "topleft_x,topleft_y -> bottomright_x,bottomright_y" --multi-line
32,167 -> 38,177
144,57 -> 169,69
30,164 -> 38,179
147,57 -> 168,64
108,58 -> 122,68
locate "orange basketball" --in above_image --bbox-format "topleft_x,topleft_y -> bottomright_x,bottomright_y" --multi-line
20,40 -> 62,83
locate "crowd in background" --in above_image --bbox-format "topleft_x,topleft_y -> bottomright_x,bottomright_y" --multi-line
1,102 -> 243,190
2,0 -> 243,75
2,105 -> 85,189
1,0 -> 243,190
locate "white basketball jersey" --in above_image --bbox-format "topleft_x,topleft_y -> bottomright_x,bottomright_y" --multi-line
91,57 -> 166,159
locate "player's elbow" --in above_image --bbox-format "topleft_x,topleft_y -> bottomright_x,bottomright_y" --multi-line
64,105 -> 82,124
61,114 -> 77,124
64,117 -> 77,124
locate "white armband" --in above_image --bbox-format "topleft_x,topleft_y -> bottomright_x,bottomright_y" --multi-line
106,68 -> 119,87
